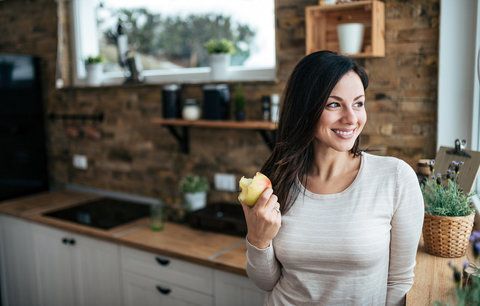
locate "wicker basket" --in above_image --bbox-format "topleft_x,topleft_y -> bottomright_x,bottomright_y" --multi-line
422,213 -> 475,258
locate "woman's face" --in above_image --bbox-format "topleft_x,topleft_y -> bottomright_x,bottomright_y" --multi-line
314,71 -> 367,153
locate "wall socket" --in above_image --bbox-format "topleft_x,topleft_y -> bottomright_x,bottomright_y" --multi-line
73,154 -> 88,170
214,173 -> 237,192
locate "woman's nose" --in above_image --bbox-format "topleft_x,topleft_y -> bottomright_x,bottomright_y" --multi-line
341,107 -> 357,124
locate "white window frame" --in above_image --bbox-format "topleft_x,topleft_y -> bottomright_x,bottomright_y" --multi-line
437,0 -> 480,209
70,0 -> 277,86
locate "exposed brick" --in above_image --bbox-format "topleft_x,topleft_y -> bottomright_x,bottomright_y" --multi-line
0,0 -> 439,200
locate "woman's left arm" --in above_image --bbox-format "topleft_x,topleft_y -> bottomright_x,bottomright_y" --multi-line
386,160 -> 424,306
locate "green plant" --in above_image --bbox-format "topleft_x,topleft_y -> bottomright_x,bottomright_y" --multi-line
84,55 -> 105,65
179,175 -> 209,193
204,39 -> 235,54
422,161 -> 475,217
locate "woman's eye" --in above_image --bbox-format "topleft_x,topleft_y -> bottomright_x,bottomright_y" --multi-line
327,102 -> 340,108
354,101 -> 365,107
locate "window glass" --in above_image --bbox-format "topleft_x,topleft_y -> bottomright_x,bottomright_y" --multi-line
95,0 -> 276,74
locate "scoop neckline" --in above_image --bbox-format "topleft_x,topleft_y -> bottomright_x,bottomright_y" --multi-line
295,152 -> 367,199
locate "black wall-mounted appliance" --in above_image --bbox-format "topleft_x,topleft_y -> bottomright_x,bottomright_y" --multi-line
202,84 -> 230,120
0,54 -> 49,201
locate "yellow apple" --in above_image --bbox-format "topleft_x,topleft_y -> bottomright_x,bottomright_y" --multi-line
238,172 -> 272,207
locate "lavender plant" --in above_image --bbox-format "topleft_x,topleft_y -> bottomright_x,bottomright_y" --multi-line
422,161 -> 475,217
435,232 -> 480,306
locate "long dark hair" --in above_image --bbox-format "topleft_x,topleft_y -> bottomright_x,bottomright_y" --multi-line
261,51 -> 369,214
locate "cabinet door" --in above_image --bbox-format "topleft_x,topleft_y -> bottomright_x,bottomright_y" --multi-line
32,223 -> 77,306
72,234 -> 122,306
123,272 -> 214,306
214,270 -> 265,306
0,215 -> 39,306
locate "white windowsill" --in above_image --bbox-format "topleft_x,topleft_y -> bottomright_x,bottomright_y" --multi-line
70,66 -> 277,88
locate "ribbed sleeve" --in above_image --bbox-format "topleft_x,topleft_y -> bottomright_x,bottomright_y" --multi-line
245,238 -> 281,291
386,161 -> 425,306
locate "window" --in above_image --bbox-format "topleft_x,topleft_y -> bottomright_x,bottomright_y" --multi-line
71,0 -> 276,85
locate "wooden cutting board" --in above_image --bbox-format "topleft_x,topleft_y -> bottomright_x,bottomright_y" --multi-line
434,146 -> 480,193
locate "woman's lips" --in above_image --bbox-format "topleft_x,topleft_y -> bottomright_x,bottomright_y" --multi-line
331,128 -> 356,139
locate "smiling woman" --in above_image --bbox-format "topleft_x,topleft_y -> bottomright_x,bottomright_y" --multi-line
240,51 -> 425,305
69,0 -> 276,85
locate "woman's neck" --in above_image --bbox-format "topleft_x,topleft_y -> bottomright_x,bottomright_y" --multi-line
309,146 -> 359,182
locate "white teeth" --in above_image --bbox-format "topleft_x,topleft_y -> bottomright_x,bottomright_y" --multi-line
333,129 -> 354,136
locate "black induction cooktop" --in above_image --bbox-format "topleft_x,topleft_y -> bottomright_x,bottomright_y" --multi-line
43,198 -> 150,230
186,202 -> 247,237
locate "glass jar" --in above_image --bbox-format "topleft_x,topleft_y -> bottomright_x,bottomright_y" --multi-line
182,99 -> 201,120
150,202 -> 166,231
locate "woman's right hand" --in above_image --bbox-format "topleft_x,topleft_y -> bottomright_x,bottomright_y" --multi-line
241,188 -> 282,249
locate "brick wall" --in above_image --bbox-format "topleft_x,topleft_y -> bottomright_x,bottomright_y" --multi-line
0,0 -> 439,204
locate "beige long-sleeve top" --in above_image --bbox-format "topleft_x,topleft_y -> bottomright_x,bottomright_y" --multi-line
246,153 -> 424,306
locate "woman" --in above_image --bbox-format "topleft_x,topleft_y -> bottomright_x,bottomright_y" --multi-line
241,51 -> 424,306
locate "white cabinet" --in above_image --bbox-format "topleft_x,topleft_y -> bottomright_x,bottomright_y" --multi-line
123,271 -> 214,306
31,222 -> 122,306
121,246 -> 214,306
32,223 -> 76,306
72,234 -> 123,306
0,214 -> 264,306
214,270 -> 265,306
0,215 -> 39,306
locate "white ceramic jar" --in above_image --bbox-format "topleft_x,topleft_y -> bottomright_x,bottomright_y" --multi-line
337,23 -> 365,54
182,99 -> 201,120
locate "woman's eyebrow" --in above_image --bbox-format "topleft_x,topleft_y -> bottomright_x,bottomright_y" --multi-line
329,95 -> 365,101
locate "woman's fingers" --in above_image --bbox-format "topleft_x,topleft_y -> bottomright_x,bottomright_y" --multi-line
254,188 -> 274,210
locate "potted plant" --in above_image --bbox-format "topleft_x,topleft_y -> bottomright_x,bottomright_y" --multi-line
234,84 -> 246,121
84,55 -> 105,86
204,39 -> 235,80
422,160 -> 476,258
179,175 -> 209,211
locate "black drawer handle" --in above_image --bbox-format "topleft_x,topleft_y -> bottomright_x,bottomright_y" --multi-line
156,285 -> 171,295
62,238 -> 69,245
68,239 -> 76,245
155,257 -> 170,266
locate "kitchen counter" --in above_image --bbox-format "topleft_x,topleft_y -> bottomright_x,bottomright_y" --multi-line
0,191 -> 467,303
0,190 -> 248,275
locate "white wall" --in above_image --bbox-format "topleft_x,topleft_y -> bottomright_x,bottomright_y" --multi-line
437,0 -> 479,150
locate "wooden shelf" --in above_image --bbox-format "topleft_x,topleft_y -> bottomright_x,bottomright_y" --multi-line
152,118 -> 278,154
151,119 -> 277,130
306,0 -> 385,58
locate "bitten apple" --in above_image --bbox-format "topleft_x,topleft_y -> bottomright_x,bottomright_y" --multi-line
238,172 -> 272,207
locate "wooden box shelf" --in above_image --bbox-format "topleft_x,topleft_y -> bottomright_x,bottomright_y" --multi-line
152,118 -> 278,154
306,0 -> 385,58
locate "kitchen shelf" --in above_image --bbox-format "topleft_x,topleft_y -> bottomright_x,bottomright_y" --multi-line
305,0 -> 385,58
152,118 -> 278,154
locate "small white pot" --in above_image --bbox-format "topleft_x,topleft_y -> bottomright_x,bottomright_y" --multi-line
208,54 -> 230,80
184,192 -> 207,211
85,63 -> 103,86
337,23 -> 365,54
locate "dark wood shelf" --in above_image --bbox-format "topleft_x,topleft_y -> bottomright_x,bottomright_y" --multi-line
152,118 -> 278,154
151,118 -> 277,130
